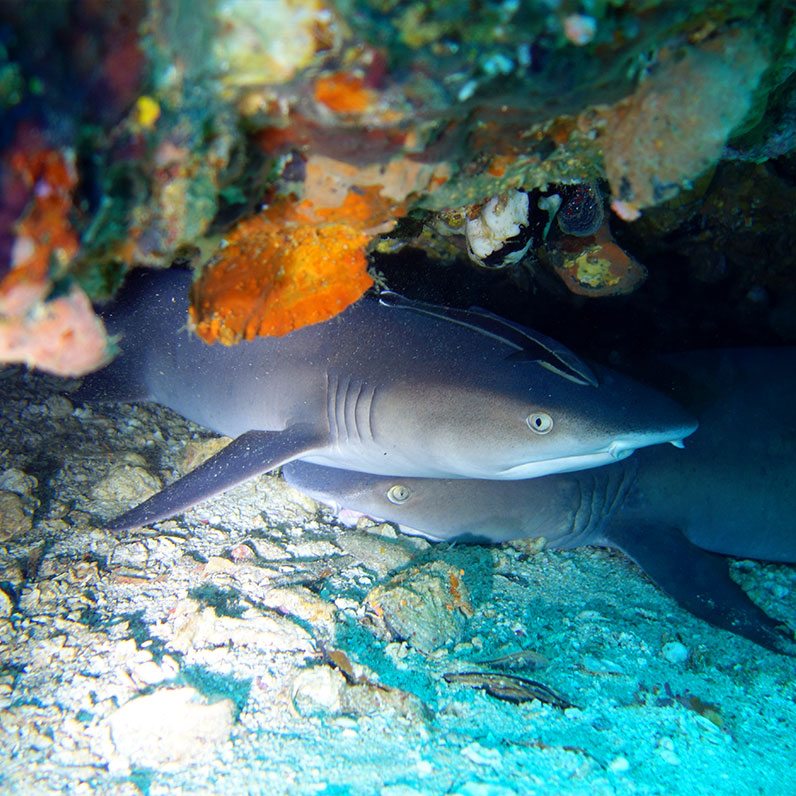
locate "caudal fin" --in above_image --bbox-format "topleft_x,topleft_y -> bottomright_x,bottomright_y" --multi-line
604,521 -> 795,655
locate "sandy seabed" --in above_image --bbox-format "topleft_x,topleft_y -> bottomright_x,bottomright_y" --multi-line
1,368 -> 794,795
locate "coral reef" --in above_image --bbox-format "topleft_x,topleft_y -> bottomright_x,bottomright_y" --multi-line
0,1 -> 793,368
602,27 -> 771,220
545,224 -> 648,298
0,144 -> 111,375
0,282 -> 111,377
465,191 -> 533,269
5,146 -> 79,284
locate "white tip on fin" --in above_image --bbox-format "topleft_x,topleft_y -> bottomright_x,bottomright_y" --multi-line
670,439 -> 685,449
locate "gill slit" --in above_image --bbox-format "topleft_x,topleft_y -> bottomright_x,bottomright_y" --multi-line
326,371 -> 340,448
327,371 -> 376,449
346,379 -> 364,445
354,381 -> 377,446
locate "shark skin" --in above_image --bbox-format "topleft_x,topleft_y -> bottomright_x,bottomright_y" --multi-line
78,268 -> 696,532
283,348 -> 796,653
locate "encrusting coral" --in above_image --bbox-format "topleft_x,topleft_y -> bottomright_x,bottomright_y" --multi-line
0,2 -> 793,369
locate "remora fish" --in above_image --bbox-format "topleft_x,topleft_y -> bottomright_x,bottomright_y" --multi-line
80,268 -> 695,531
283,349 -> 796,653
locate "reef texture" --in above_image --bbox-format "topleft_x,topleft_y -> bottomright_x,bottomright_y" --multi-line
0,0 -> 795,370
602,27 -> 770,219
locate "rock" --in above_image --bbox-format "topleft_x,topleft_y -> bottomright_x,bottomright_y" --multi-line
507,536 -> 547,556
106,687 -> 235,769
89,464 -> 162,519
452,781 -> 518,796
609,755 -> 630,773
582,655 -> 625,675
169,598 -> 315,656
0,680 -> 13,709
336,531 -> 414,577
0,587 -> 13,617
0,490 -> 33,540
44,394 -> 74,418
0,468 -> 38,496
381,786 -> 428,796
230,542 -> 256,562
341,679 -> 427,723
365,561 -> 473,654
109,541 -> 149,569
204,555 -> 235,573
285,540 -> 341,559
248,537 -> 290,560
181,437 -> 233,472
291,664 -> 427,721
661,641 -> 690,664
604,28 -> 769,215
258,474 -> 320,516
656,736 -> 681,766
0,564 -> 25,589
0,468 -> 40,539
461,741 -> 503,767
261,586 -> 338,641
129,654 -> 179,686
291,665 -> 346,715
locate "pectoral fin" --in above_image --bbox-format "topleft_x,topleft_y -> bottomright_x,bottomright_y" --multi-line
604,522 -> 795,655
104,425 -> 325,532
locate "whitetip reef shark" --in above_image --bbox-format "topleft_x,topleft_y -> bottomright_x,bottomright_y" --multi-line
283,348 -> 796,653
78,268 -> 695,532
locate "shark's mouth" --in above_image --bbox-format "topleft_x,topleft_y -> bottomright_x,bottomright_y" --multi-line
607,430 -> 692,460
497,451 -> 626,479
497,432 -> 694,480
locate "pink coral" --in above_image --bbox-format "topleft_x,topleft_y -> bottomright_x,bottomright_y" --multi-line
0,283 -> 112,377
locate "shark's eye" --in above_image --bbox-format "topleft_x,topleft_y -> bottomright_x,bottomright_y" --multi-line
387,484 -> 411,504
527,412 -> 553,434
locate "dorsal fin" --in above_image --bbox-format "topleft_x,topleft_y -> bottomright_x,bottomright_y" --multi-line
378,291 -> 598,387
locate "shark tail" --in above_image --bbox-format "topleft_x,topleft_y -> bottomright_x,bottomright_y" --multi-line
603,521 -> 795,655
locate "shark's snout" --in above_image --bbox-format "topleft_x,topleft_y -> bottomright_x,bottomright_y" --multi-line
607,416 -> 698,461
593,362 -> 699,458
607,412 -> 698,461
